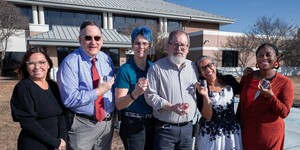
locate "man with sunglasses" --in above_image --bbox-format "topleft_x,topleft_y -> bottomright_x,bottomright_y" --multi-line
144,30 -> 199,150
57,21 -> 115,150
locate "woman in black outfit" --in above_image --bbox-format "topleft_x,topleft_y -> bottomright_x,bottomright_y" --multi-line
10,47 -> 67,150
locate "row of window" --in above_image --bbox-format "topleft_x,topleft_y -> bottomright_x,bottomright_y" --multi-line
17,5 -> 182,33
3,49 -> 238,77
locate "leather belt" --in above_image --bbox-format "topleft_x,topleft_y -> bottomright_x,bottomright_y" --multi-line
155,118 -> 191,127
76,113 -> 113,121
123,112 -> 153,119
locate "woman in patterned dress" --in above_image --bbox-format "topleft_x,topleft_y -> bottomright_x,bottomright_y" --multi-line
195,55 -> 242,150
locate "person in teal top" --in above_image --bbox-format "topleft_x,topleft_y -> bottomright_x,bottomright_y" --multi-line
114,26 -> 154,150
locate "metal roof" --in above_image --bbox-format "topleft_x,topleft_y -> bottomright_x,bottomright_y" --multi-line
7,0 -> 234,25
27,25 -> 131,48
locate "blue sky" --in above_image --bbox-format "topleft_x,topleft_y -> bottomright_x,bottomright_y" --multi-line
168,0 -> 300,33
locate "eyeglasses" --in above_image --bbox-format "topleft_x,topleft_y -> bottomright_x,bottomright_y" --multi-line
168,42 -> 189,50
133,42 -> 149,47
199,62 -> 215,72
81,35 -> 102,41
26,61 -> 47,68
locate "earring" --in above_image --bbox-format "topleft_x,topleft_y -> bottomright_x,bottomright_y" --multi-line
256,64 -> 259,68
274,62 -> 279,69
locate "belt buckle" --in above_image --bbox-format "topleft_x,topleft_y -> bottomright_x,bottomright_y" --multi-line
162,124 -> 172,129
145,114 -> 152,118
103,113 -> 112,121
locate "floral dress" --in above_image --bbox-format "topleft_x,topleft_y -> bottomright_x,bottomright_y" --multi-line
196,85 -> 243,150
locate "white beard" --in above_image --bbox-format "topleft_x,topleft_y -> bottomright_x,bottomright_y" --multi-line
169,56 -> 186,65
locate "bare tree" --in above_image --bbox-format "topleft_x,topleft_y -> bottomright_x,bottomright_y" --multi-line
224,16 -> 299,69
226,35 -> 257,68
0,0 -> 28,76
280,28 -> 300,66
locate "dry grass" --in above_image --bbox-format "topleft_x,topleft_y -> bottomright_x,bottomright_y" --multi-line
0,76 -> 299,150
0,78 -> 124,150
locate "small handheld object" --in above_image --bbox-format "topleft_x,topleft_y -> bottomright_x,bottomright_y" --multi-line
180,103 -> 189,110
200,79 -> 207,88
138,77 -> 147,84
260,79 -> 270,89
103,76 -> 108,82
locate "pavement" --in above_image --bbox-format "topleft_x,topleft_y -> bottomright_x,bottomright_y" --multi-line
284,107 -> 300,149
234,98 -> 300,149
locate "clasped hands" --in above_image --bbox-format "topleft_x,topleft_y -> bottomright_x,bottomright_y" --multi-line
130,78 -> 148,99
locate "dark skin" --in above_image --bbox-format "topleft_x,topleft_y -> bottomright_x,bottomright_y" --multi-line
253,45 -> 278,99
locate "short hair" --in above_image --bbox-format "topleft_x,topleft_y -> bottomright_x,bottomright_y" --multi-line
18,47 -> 53,80
168,30 -> 190,44
80,21 -> 99,30
196,55 -> 215,67
256,43 -> 279,56
131,26 -> 153,44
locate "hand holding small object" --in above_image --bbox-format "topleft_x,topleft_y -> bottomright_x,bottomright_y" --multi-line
180,103 -> 189,110
195,81 -> 208,96
130,77 -> 148,100
96,76 -> 114,96
258,79 -> 274,98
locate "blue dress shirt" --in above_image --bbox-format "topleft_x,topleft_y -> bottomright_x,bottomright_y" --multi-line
57,47 -> 115,116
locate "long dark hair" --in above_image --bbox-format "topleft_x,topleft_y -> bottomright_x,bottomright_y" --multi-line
18,47 -> 53,80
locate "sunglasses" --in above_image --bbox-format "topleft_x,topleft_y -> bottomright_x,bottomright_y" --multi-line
81,35 -> 102,41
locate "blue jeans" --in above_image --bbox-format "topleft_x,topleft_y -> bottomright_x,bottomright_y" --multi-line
154,120 -> 193,150
120,116 -> 154,150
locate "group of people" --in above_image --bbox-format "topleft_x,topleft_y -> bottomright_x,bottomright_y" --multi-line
10,20 -> 294,150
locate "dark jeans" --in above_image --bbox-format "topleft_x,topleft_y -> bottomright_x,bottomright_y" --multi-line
119,116 -> 154,150
154,120 -> 193,150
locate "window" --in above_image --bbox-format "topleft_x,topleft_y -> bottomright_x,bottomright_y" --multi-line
102,48 -> 119,68
3,52 -> 25,77
113,15 -> 158,33
74,13 -> 86,26
62,12 -> 74,26
167,20 -> 182,32
16,5 -> 33,23
46,9 -> 61,25
222,51 -> 238,67
45,8 -> 102,27
57,47 -> 76,66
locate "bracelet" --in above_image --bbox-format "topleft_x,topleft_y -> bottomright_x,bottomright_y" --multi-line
129,92 -> 136,100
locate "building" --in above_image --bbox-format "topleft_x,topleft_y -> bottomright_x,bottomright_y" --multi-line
4,0 -> 240,77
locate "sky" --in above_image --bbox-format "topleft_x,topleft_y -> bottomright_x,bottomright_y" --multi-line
168,0 -> 300,33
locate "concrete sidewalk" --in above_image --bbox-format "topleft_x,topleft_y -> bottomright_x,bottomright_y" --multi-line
284,107 -> 300,149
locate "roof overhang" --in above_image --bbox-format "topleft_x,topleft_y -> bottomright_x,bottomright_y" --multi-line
7,0 -> 234,25
27,38 -> 131,48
